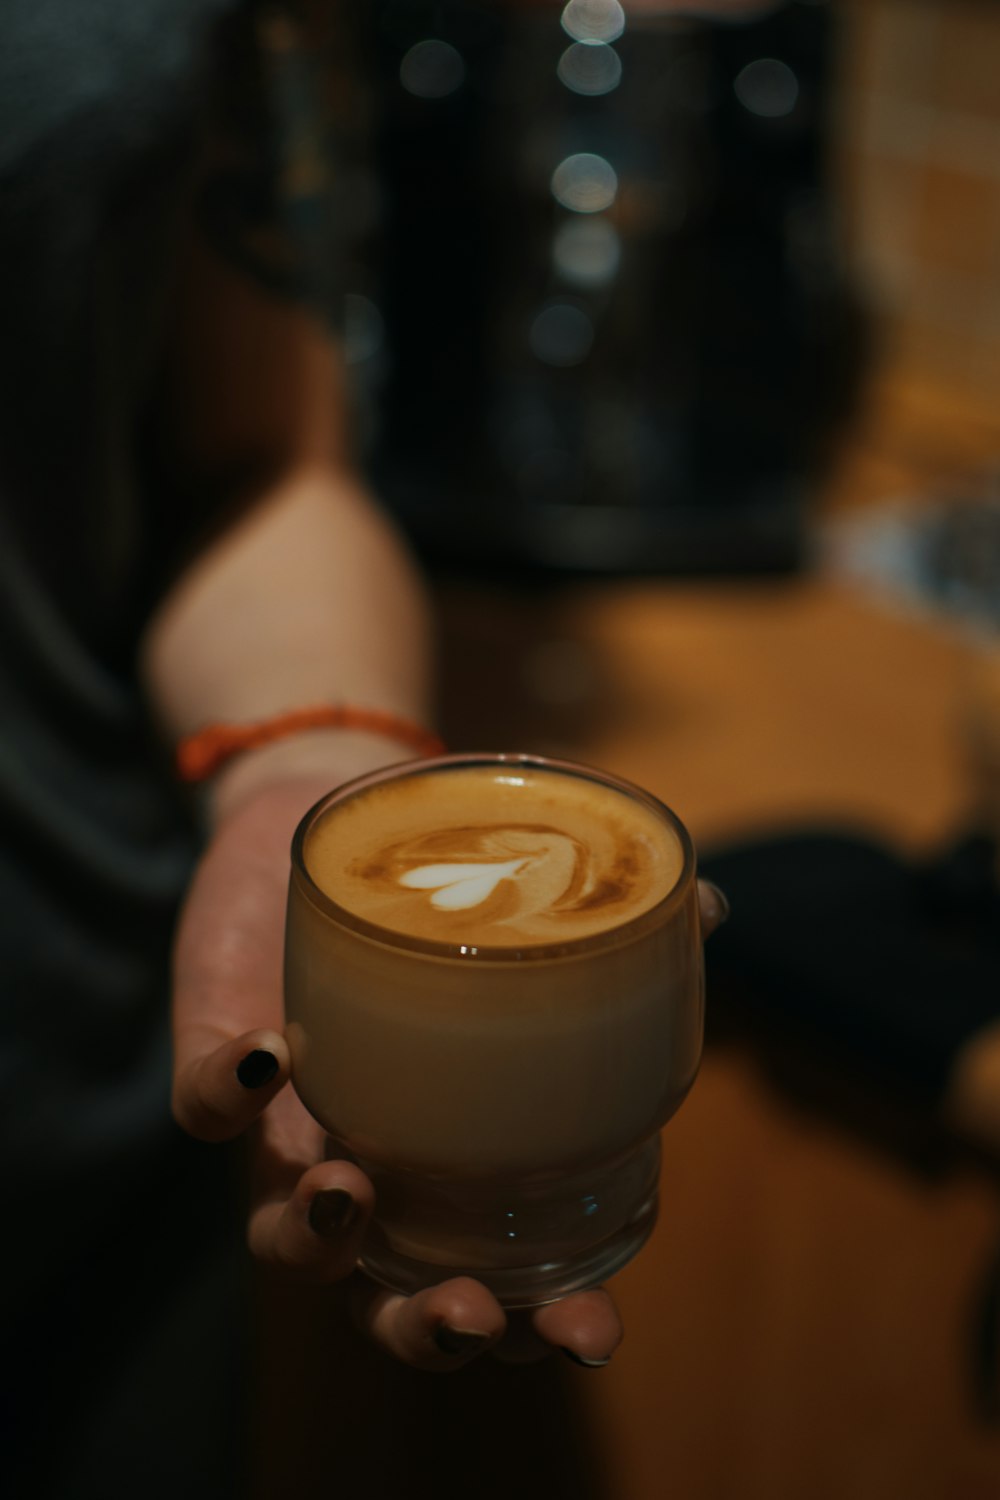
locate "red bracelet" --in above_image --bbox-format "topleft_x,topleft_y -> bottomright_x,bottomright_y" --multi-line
175,704 -> 446,783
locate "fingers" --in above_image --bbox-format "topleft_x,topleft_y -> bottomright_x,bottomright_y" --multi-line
352,1274 -> 621,1372
248,1082 -> 367,1285
698,878 -> 730,940
530,1288 -> 624,1369
172,1027 -> 290,1142
352,1277 -> 508,1371
248,1157 -> 375,1283
490,1288 -> 624,1367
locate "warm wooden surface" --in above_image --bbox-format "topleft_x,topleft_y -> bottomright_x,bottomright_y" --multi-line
257,571 -> 1000,1498
438,575 -> 971,852
436,572 -> 1000,1499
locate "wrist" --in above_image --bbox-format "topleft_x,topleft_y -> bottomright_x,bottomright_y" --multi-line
205,726 -> 431,828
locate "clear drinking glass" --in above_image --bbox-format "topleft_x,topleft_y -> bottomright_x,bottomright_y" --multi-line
284,753 -> 704,1307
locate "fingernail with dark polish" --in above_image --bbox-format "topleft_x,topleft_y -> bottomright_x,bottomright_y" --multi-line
561,1347 -> 612,1369
236,1048 -> 279,1089
433,1325 -> 492,1357
308,1188 -> 359,1238
704,881 -> 731,927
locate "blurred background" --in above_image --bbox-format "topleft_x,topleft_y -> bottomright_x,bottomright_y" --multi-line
260,3 -> 1000,1496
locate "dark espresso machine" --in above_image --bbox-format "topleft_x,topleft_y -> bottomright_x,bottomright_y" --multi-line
327,0 -> 861,575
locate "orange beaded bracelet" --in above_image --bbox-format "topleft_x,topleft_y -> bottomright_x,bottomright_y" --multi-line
175,704 -> 446,783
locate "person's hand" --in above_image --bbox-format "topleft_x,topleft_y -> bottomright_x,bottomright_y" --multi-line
170,769 -> 729,1371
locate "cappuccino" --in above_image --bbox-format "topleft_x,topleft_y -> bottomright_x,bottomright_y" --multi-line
285,754 -> 703,1305
303,761 -> 684,948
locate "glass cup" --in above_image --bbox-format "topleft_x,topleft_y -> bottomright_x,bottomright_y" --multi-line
284,753 -> 703,1307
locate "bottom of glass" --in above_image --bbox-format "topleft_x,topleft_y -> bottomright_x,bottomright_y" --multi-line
360,1198 -> 658,1308
355,1139 -> 661,1308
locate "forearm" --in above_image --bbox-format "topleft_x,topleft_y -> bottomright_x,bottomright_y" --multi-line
140,464 -> 435,823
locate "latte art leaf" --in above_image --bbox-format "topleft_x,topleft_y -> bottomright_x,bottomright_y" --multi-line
399,859 -> 530,910
394,830 -> 584,922
307,767 -> 684,947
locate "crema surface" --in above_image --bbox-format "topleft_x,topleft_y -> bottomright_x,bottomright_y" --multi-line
303,764 -> 684,947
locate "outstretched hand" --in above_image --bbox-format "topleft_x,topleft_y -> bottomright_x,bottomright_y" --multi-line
171,772 -> 728,1371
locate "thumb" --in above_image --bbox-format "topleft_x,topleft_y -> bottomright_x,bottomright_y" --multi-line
170,782 -> 306,1140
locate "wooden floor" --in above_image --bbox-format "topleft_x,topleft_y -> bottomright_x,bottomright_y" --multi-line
258,569 -> 1000,1498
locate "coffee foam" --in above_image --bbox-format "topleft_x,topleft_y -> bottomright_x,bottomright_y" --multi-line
303,764 -> 684,947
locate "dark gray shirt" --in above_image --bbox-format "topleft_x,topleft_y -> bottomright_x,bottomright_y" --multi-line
0,0 -> 236,1231
0,3 -> 269,1491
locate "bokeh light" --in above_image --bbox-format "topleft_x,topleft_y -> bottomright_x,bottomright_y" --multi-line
733,57 -> 800,119
529,302 -> 595,367
399,39 -> 465,100
552,217 -> 621,288
551,153 -> 618,214
561,0 -> 626,45
557,40 -> 623,98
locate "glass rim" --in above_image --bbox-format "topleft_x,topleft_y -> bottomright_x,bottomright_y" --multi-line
289,751 -> 697,963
